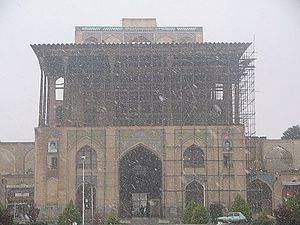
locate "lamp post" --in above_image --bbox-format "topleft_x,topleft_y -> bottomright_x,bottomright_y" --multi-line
81,156 -> 86,225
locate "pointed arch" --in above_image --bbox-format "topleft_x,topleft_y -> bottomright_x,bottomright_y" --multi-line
69,135 -> 104,153
0,148 -> 15,173
157,36 -> 173,43
183,144 -> 205,168
130,36 -> 151,43
264,146 -> 293,172
119,144 -> 162,217
85,36 -> 98,44
178,36 -> 194,43
104,35 -> 121,44
119,142 -> 162,161
185,181 -> 204,205
247,179 -> 273,214
76,145 -> 97,169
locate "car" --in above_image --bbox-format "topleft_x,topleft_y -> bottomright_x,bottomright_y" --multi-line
217,212 -> 247,223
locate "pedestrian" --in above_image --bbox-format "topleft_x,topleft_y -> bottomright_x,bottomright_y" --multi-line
140,205 -> 144,217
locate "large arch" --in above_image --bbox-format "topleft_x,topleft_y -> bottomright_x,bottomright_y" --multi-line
0,148 -> 15,174
119,145 -> 162,218
264,146 -> 293,172
185,181 -> 204,206
247,179 -> 273,214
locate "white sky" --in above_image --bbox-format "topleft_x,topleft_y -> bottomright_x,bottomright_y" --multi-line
0,0 -> 299,141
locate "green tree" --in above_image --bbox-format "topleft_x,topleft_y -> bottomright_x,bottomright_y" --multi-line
191,204 -> 209,224
209,203 -> 224,223
282,125 -> 300,140
230,194 -> 252,221
286,195 -> 299,209
105,211 -> 120,225
256,209 -> 269,221
286,195 -> 300,224
57,200 -> 81,225
182,201 -> 197,224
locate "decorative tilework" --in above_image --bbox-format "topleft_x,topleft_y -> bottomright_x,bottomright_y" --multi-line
184,175 -> 207,187
247,173 -> 275,189
116,129 -> 164,155
175,128 -> 214,146
67,130 -> 105,151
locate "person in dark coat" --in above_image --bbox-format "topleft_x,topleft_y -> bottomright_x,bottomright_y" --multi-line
140,205 -> 144,217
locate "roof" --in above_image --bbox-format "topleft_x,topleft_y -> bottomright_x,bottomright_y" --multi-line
31,42 -> 251,58
75,26 -> 203,32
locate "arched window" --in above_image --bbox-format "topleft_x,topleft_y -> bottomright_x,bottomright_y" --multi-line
183,144 -> 204,168
185,181 -> 204,205
76,146 -> 97,169
55,77 -> 64,101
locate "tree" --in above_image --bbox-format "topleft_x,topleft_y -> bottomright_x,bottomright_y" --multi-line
286,195 -> 300,224
182,201 -> 197,224
230,194 -> 252,221
282,125 -> 300,140
256,209 -> 269,221
191,204 -> 209,224
209,203 -> 224,223
105,211 -> 120,225
57,200 -> 81,225
286,195 -> 299,209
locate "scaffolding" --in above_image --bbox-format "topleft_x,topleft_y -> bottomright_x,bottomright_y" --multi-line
32,42 -> 255,220
32,42 -> 255,137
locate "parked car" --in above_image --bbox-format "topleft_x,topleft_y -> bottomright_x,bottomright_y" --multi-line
217,212 -> 247,223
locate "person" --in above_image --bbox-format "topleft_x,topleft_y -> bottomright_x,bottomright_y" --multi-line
140,205 -> 144,217
223,140 -> 232,152
48,141 -> 57,152
146,201 -> 150,217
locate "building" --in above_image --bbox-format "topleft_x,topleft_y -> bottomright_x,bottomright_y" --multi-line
0,142 -> 35,220
0,17 -> 297,224
31,18 -> 256,221
247,137 -> 300,214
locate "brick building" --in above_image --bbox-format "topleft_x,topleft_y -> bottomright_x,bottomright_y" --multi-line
30,18 -> 256,222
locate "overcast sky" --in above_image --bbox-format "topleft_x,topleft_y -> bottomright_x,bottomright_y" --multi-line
0,0 -> 299,142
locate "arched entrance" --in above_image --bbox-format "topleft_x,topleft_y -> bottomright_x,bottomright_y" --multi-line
185,181 -> 204,205
247,179 -> 272,214
119,145 -> 162,218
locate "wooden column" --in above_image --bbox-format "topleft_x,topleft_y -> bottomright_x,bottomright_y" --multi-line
48,76 -> 56,127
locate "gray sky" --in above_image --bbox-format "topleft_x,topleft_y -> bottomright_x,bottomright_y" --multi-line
0,0 -> 299,141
